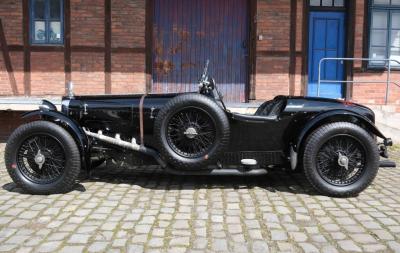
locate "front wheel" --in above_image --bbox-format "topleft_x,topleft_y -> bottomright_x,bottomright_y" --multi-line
303,122 -> 379,197
5,121 -> 81,194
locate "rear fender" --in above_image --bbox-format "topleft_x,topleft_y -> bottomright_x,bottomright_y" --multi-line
294,110 -> 386,152
22,110 -> 90,170
288,110 -> 386,170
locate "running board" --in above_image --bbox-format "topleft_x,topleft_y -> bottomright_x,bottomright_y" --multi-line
379,160 -> 397,168
209,169 -> 267,176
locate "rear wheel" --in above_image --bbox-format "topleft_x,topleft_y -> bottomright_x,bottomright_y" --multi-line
5,121 -> 81,194
303,122 -> 379,197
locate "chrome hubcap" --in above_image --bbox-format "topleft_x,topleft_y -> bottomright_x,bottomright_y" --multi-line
34,150 -> 45,169
338,152 -> 349,170
183,127 -> 198,139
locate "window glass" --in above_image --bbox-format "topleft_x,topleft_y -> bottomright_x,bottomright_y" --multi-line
50,21 -> 62,42
392,13 -> 400,29
334,0 -> 345,6
49,0 -> 61,19
391,47 -> 400,66
322,0 -> 333,6
392,0 -> 400,5
34,21 -> 46,42
391,30 -> 400,47
370,47 -> 387,65
374,0 -> 390,4
310,0 -> 320,6
371,30 -> 388,46
372,11 -> 388,29
34,0 -> 45,19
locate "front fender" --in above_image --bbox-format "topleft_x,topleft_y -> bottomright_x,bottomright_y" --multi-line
22,110 -> 90,169
294,109 -> 386,152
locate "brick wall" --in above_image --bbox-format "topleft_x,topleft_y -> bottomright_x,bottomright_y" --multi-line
254,0 -> 305,101
0,52 -> 24,95
71,0 -> 104,46
31,52 -> 65,95
0,0 -> 146,97
0,0 -> 22,45
111,0 -> 145,48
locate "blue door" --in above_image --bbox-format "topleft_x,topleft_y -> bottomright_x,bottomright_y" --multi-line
308,12 -> 346,99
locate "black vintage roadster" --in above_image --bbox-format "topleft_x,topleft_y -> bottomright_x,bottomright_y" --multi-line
5,62 -> 396,196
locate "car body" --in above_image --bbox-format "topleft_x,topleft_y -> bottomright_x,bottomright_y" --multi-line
4,64 -> 396,196
53,94 -> 384,168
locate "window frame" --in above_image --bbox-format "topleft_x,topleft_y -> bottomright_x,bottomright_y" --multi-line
309,0 -> 346,8
30,0 -> 64,45
368,0 -> 400,69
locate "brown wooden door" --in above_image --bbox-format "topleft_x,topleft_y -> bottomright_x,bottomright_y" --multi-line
152,0 -> 250,103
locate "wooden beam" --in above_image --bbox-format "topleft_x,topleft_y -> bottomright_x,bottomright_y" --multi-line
345,1 -> 356,100
301,0 -> 309,96
248,0 -> 257,101
0,19 -> 19,95
362,0 -> 369,70
289,0 -> 297,96
104,0 -> 112,94
145,0 -> 154,93
23,0 -> 31,96
256,50 -> 302,58
64,0 -> 71,89
6,44 -> 146,53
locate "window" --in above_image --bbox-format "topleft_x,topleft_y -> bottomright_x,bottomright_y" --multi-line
31,0 -> 63,44
309,0 -> 345,7
369,0 -> 400,68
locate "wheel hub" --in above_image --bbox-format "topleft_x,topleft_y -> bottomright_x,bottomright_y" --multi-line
183,127 -> 198,139
316,135 -> 366,186
337,152 -> 349,170
166,107 -> 216,158
34,150 -> 45,169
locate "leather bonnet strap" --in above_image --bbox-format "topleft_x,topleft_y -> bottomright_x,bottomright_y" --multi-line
139,94 -> 147,146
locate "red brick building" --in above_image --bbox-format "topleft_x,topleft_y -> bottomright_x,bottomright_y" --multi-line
0,0 -> 399,107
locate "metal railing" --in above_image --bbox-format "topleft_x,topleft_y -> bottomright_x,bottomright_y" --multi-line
318,58 -> 400,104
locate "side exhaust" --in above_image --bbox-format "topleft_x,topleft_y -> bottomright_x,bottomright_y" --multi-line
83,129 -> 168,168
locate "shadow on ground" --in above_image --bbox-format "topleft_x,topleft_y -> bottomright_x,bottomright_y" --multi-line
2,165 -> 320,196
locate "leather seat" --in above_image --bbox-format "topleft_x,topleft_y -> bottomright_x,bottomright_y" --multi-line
255,97 -> 286,117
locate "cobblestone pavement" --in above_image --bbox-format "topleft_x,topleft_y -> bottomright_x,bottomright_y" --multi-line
0,143 -> 399,253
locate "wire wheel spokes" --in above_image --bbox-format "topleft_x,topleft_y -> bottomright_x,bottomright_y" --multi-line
166,107 -> 217,158
17,134 -> 66,184
316,135 -> 366,186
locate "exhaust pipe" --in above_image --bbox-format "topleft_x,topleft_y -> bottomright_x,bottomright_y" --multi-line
84,129 -> 141,151
83,129 -> 168,168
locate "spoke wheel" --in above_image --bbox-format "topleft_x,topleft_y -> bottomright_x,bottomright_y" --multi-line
17,134 -> 66,184
316,135 -> 366,186
166,107 -> 217,158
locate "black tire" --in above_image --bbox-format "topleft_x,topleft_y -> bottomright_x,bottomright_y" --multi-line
154,93 -> 230,170
303,122 -> 379,197
5,121 -> 81,195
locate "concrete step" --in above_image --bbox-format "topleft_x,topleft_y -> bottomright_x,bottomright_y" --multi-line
371,106 -> 400,144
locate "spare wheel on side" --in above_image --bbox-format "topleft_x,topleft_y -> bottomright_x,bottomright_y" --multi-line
154,93 -> 230,170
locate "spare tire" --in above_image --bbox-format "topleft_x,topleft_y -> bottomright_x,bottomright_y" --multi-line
154,93 -> 230,170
